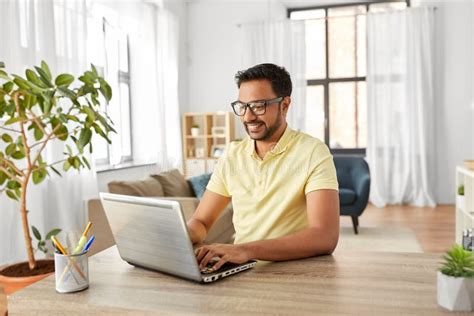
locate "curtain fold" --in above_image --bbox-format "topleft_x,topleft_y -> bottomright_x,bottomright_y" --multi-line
0,0 -> 97,265
366,7 -> 437,207
155,7 -> 182,171
241,20 -> 306,132
128,4 -> 182,172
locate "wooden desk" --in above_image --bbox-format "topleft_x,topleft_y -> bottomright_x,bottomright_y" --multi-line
7,247 -> 469,315
0,284 -> 6,316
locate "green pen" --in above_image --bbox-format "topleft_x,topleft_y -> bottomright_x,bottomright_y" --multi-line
72,221 -> 92,254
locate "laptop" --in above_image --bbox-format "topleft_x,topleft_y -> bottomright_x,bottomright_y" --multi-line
99,192 -> 257,283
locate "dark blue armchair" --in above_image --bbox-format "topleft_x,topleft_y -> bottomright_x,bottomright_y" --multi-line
333,156 -> 371,234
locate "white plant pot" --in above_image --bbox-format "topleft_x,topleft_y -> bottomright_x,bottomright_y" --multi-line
437,271 -> 474,311
457,195 -> 465,211
190,128 -> 199,137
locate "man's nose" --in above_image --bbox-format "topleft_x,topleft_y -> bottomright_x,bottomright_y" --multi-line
243,106 -> 257,121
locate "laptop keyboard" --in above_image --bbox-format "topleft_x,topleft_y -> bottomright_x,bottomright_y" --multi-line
200,261 -> 240,274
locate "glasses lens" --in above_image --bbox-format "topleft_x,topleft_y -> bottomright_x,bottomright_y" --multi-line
249,102 -> 266,115
232,102 -> 246,116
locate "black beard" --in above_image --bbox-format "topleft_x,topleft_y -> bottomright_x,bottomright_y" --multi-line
244,106 -> 282,141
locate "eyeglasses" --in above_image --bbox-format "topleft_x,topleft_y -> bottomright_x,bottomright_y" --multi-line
231,97 -> 283,116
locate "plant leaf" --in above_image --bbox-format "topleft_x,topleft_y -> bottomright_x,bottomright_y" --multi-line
82,156 -> 91,169
50,165 -> 62,177
6,190 -> 18,201
25,69 -> 47,88
45,228 -> 62,241
0,70 -> 9,80
1,133 -> 13,143
34,66 -> 53,88
34,126 -> 44,141
11,151 -> 25,160
32,169 -> 47,184
31,225 -> 42,240
40,61 -> 52,80
5,117 -> 24,125
55,74 -> 74,87
98,78 -> 112,102
78,128 -> 92,150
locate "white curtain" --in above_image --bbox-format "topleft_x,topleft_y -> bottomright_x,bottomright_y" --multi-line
366,7 -> 437,207
241,20 -> 306,132
155,6 -> 182,171
0,0 -> 97,265
126,4 -> 182,172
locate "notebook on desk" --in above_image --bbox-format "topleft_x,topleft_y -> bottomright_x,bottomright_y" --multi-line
99,193 -> 256,283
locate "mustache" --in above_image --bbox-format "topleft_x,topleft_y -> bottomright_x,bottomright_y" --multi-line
244,120 -> 265,126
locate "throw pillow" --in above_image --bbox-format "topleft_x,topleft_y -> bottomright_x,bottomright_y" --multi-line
188,173 -> 212,199
151,169 -> 194,197
107,177 -> 165,197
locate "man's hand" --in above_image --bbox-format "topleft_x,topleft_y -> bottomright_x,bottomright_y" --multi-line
195,244 -> 250,271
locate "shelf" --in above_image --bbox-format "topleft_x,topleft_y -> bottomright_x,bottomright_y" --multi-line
457,166 -> 474,177
182,111 -> 235,177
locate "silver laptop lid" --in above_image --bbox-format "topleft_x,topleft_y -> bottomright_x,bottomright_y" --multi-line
99,193 -> 202,281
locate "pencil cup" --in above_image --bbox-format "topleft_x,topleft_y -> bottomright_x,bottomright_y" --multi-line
54,251 -> 89,293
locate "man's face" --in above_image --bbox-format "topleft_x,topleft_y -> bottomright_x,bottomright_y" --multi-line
237,80 -> 288,141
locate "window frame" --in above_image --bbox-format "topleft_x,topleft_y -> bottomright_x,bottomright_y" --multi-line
288,0 -> 410,156
94,17 -> 133,167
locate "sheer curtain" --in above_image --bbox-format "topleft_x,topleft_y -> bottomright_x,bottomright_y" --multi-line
155,6 -> 182,171
0,0 -> 98,265
366,7 -> 437,207
241,20 -> 306,132
126,3 -> 182,172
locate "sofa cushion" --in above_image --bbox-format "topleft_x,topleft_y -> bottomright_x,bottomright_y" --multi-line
188,173 -> 212,199
152,169 -> 194,197
339,188 -> 356,205
108,177 -> 165,197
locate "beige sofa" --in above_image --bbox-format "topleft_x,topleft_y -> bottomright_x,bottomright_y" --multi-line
87,169 -> 235,256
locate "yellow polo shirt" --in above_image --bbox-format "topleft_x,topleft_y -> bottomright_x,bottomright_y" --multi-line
206,126 -> 339,244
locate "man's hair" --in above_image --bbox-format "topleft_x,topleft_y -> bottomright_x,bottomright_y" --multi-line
234,63 -> 292,97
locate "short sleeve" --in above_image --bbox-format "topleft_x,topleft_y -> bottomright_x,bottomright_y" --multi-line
206,156 -> 231,197
304,143 -> 339,194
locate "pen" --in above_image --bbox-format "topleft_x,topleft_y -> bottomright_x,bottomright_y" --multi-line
72,221 -> 92,254
81,236 -> 95,253
51,236 -> 67,255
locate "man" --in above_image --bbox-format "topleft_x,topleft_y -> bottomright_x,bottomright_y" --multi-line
187,63 -> 339,271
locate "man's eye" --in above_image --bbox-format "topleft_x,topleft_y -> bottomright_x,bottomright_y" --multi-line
251,104 -> 265,111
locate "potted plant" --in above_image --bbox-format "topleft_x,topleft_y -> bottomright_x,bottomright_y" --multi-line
437,244 -> 474,311
0,61 -> 114,294
190,124 -> 200,137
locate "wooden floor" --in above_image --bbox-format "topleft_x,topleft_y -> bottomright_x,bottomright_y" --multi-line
341,203 -> 455,253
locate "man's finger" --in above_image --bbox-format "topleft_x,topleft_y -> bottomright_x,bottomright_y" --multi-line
212,255 -> 229,271
196,246 -> 209,262
200,251 -> 217,269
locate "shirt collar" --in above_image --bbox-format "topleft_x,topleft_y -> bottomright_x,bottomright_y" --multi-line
246,125 -> 294,157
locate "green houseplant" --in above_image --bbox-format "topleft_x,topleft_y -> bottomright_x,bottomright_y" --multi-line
0,61 -> 114,291
437,244 -> 474,311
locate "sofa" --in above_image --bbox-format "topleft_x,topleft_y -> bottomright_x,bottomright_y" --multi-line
334,156 -> 371,235
87,169 -> 235,256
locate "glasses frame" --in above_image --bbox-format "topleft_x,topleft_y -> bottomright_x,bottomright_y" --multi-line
231,97 -> 284,116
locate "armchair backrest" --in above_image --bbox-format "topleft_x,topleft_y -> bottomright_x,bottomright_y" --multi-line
333,156 -> 370,190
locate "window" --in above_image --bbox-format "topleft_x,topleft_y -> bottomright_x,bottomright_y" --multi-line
87,6 -> 133,166
289,1 -> 408,154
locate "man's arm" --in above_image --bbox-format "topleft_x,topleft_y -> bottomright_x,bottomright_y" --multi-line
187,190 -> 231,244
195,189 -> 339,270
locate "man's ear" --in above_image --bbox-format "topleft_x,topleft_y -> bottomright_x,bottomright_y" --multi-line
282,96 -> 291,115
